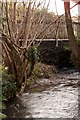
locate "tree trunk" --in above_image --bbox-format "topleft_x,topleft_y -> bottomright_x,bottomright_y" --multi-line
64,1 -> 80,71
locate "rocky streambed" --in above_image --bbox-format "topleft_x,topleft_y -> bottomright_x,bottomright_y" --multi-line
5,69 -> 80,118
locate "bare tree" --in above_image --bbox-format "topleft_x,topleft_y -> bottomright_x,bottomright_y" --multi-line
2,0 -> 52,91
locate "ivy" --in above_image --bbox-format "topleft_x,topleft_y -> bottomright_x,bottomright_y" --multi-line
27,45 -> 40,63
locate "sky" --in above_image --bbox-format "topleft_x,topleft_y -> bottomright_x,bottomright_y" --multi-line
3,0 -> 79,16
44,0 -> 79,16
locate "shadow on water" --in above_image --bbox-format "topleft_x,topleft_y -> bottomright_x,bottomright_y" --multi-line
5,96 -> 32,118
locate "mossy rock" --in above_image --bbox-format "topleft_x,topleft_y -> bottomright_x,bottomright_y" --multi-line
33,62 -> 57,78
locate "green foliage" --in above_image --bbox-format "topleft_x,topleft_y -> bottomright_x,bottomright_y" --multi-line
2,81 -> 17,98
33,63 -> 55,78
33,62 -> 43,77
0,64 -> 3,73
0,65 -> 17,119
77,39 -> 80,45
63,44 -> 70,50
0,113 -> 7,119
26,45 -> 40,78
27,75 -> 37,86
31,62 -> 55,78
0,95 -> 7,119
26,62 -> 56,86
28,45 -> 40,63
1,66 -> 17,99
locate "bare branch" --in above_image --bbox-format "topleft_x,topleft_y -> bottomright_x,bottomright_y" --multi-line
5,2 -> 12,40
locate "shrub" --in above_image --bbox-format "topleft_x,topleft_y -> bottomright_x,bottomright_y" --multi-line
0,65 -> 17,118
0,95 -> 7,119
1,66 -> 17,99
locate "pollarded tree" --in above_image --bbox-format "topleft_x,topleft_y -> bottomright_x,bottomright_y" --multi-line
2,0 -> 52,90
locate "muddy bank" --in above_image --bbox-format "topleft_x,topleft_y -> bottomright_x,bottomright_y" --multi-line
5,69 -> 80,118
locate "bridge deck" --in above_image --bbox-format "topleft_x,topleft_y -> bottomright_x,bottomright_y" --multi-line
19,39 -> 69,42
34,39 -> 69,41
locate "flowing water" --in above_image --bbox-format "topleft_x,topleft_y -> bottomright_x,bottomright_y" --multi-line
5,69 -> 80,118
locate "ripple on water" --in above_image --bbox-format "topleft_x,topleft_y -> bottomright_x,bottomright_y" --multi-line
6,71 -> 79,118
21,85 -> 78,118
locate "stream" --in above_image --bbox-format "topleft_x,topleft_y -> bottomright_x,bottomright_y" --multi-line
5,69 -> 80,118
